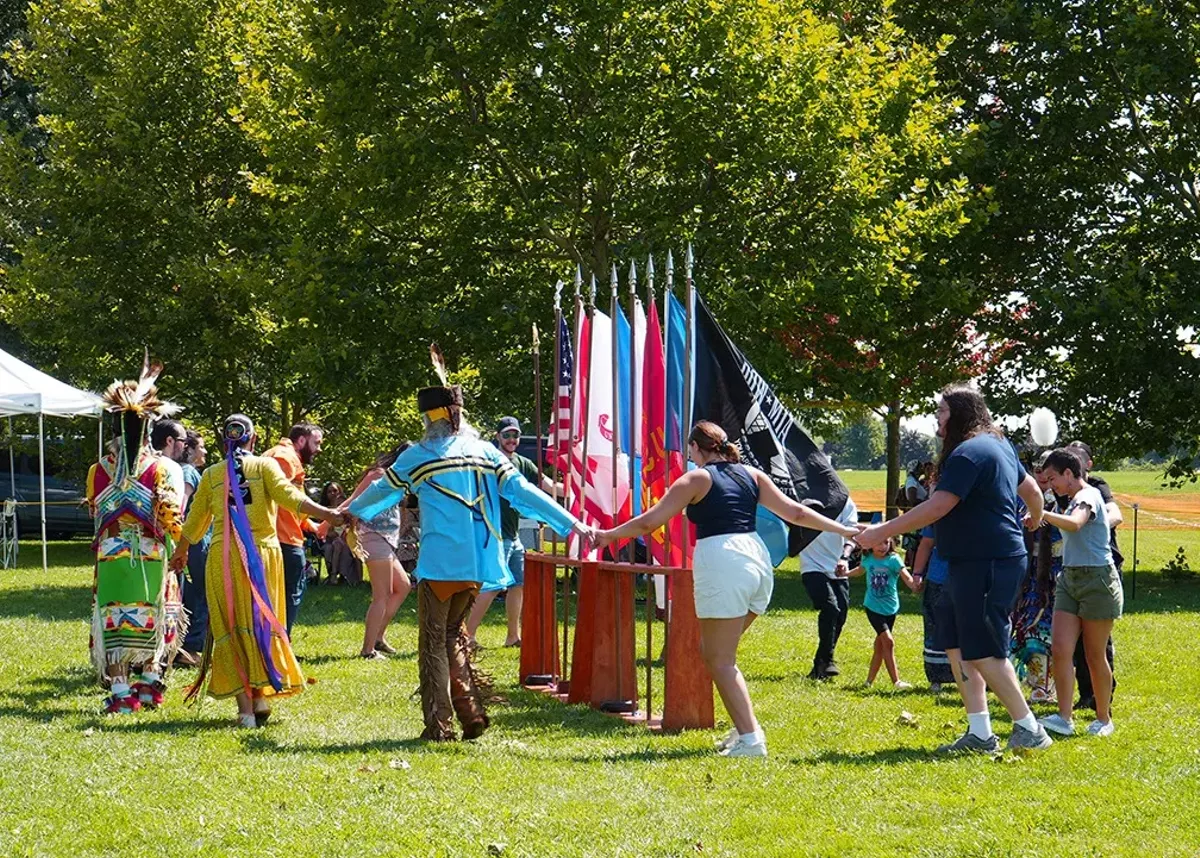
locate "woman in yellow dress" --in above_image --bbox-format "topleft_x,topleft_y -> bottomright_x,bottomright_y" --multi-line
169,414 -> 344,728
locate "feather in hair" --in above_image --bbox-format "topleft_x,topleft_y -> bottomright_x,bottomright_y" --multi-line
429,343 -> 449,387
134,347 -> 164,401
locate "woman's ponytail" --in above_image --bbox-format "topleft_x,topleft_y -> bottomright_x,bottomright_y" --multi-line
689,420 -> 740,462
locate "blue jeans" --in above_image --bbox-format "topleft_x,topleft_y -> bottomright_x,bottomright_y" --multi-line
504,539 -> 526,587
181,540 -> 210,652
280,543 -> 308,636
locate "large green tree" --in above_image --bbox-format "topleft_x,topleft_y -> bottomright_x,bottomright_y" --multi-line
896,0 -> 1200,479
1,0 -> 977,484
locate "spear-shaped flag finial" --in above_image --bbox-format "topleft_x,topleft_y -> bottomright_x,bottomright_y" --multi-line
666,249 -> 675,292
628,259 -> 637,295
575,264 -> 583,297
610,263 -> 618,298
686,242 -> 694,279
589,272 -> 597,305
646,254 -> 656,300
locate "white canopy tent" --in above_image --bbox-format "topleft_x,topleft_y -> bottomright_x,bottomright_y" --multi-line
0,349 -> 103,571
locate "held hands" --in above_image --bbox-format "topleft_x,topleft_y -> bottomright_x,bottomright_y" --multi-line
168,544 -> 188,574
571,521 -> 599,552
854,523 -> 888,551
1022,512 -> 1043,532
834,560 -> 850,579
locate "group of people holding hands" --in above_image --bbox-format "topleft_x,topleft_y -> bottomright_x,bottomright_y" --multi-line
89,358 -> 1122,759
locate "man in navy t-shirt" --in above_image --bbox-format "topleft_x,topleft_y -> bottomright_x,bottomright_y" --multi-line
855,388 -> 1051,755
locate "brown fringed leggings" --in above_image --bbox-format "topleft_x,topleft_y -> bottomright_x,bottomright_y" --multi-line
416,580 -> 488,740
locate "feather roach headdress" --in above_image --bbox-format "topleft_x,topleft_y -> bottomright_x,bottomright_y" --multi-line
101,349 -> 182,419
417,342 -> 463,414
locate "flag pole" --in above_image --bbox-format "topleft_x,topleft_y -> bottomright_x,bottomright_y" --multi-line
532,321 -> 543,519
643,253 -> 662,720
563,267 -> 584,683
550,280 -> 564,562
663,250 -> 675,569
684,243 -> 695,449
627,259 -> 639,537
609,263 -> 632,712
609,263 -> 621,554
579,272 -> 598,562
636,255 -> 652,722
683,244 -> 695,570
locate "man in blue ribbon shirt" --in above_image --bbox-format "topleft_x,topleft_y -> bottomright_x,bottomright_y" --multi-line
348,379 -> 591,741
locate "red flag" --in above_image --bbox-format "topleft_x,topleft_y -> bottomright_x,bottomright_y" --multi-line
641,301 -> 672,565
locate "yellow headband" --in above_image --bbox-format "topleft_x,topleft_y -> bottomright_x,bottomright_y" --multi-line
423,407 -> 452,423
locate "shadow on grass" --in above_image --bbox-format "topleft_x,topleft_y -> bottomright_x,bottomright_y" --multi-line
237,726 -> 713,763
0,702 -> 82,722
0,583 -> 91,621
792,746 -> 944,766
79,714 -> 236,734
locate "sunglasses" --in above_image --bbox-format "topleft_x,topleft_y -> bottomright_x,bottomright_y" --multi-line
499,430 -> 520,440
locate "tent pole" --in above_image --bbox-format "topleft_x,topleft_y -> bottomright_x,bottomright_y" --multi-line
38,413 -> 47,572
7,417 -> 13,500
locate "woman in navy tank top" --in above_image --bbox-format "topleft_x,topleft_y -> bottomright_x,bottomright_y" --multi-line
595,421 -> 860,758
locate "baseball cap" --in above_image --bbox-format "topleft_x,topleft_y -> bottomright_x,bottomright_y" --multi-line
496,416 -> 521,434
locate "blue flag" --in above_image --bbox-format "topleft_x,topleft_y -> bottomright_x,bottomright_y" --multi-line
665,293 -> 688,452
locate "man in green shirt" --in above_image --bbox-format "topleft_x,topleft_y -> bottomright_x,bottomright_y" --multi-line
464,416 -> 562,648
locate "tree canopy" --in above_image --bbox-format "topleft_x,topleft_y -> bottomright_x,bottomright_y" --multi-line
1,0 -> 1194,484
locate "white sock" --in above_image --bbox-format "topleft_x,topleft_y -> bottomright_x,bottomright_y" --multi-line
141,671 -> 160,685
740,730 -> 763,744
1013,711 -> 1038,732
111,681 -> 131,697
967,711 -> 992,739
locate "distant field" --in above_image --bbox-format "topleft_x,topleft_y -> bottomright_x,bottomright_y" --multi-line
836,470 -> 1198,575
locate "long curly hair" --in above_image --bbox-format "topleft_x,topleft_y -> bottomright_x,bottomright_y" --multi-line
936,386 -> 1003,478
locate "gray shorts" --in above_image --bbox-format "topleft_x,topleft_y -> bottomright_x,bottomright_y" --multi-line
1056,564 -> 1124,620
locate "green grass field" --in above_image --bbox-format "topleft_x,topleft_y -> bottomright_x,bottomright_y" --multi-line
2,519 -> 1200,857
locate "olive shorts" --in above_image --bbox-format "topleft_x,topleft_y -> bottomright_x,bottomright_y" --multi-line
1056,564 -> 1124,620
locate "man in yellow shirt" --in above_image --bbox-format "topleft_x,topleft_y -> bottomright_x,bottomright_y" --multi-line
263,424 -> 324,635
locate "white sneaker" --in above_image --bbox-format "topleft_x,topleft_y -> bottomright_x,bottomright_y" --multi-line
1038,713 -> 1076,736
893,680 -> 913,690
715,728 -> 738,752
719,735 -> 767,758
237,713 -> 258,729
1086,719 -> 1115,737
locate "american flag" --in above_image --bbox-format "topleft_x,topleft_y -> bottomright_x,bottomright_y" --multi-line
556,313 -> 573,458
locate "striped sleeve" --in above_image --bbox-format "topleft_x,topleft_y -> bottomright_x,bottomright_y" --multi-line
349,459 -> 412,522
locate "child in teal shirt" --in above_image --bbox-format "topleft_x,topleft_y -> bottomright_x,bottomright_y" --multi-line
841,537 -> 917,688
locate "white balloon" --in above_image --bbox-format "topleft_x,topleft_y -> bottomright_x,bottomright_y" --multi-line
1029,407 -> 1059,447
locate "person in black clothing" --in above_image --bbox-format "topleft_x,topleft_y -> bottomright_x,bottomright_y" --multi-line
1065,441 -> 1123,711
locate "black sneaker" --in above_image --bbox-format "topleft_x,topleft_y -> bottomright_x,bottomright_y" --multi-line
935,730 -> 999,755
807,660 -> 828,680
822,660 -> 841,678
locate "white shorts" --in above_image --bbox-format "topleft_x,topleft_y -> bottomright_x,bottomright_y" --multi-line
692,532 -> 774,619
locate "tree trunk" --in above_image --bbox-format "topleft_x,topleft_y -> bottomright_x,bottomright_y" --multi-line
885,399 -> 901,521
280,392 -> 291,439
